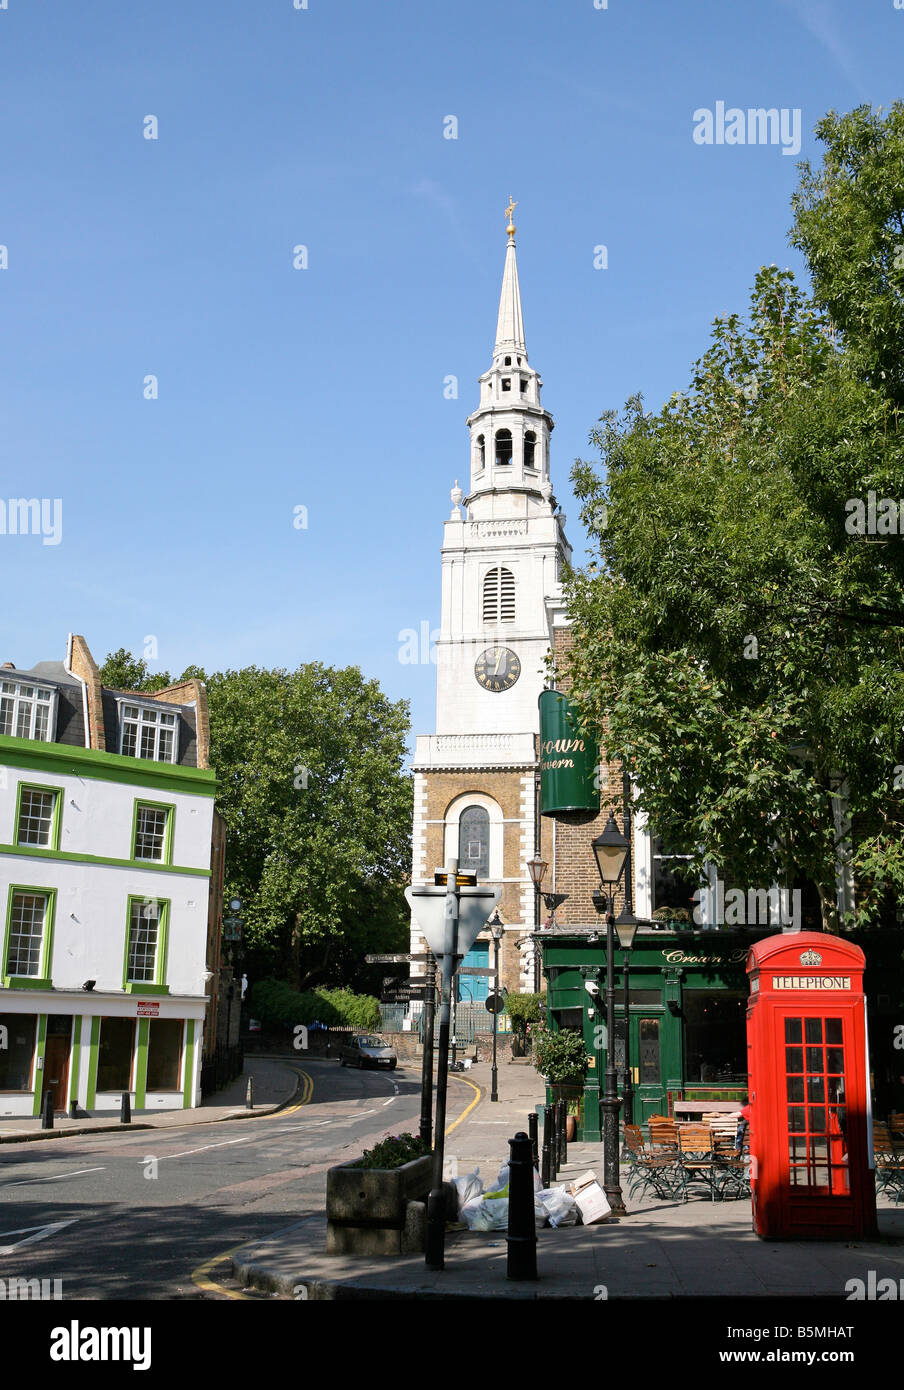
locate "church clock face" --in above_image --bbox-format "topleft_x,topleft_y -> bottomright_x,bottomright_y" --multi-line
475,646 -> 521,692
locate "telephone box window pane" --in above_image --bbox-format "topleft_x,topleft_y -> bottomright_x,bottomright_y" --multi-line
825,1018 -> 843,1044
807,1076 -> 825,1103
785,1018 -> 803,1043
806,1047 -> 823,1072
788,1106 -> 806,1132
826,1047 -> 844,1074
809,1106 -> 827,1132
786,1047 -> 803,1073
790,1136 -> 808,1158
828,1078 -> 845,1103
805,1018 -> 823,1044
787,1076 -> 804,1102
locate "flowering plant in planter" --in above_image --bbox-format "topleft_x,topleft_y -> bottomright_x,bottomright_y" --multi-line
357,1132 -> 429,1170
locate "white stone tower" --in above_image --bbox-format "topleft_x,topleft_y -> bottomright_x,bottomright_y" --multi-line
411,202 -> 571,995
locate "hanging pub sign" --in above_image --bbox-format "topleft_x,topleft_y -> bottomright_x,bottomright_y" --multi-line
538,690 -> 599,815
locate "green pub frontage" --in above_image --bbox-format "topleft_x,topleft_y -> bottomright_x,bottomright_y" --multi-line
539,927 -> 904,1138
541,930 -> 754,1138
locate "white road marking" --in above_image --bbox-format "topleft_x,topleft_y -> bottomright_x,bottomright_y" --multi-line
382,1098 -> 395,1106
0,1218 -> 79,1254
8,1167 -> 105,1187
158,1135 -> 260,1160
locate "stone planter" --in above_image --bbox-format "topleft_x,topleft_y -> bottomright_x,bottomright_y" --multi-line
326,1152 -> 433,1256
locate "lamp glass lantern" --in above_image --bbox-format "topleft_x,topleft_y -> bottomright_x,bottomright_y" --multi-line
591,815 -> 629,887
614,907 -> 638,952
527,855 -> 548,889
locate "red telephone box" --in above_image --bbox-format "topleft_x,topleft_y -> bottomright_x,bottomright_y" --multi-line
746,932 -> 877,1239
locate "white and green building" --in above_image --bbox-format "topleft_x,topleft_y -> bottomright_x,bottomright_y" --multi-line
0,634 -> 221,1118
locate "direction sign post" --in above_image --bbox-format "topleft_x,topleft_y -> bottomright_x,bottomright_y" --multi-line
405,860 -> 500,1272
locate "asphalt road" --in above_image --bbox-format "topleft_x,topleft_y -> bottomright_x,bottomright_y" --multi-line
0,1057 -> 451,1300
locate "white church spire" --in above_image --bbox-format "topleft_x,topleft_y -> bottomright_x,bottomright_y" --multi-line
493,197 -> 526,358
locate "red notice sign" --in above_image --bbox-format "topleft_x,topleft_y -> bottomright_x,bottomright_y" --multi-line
136,1001 -> 160,1017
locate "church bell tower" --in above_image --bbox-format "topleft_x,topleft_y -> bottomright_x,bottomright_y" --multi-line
410,203 -> 571,995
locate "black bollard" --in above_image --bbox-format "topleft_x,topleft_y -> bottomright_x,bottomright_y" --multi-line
69,1099 -> 77,1119
120,1092 -> 131,1125
557,1100 -> 566,1168
541,1104 -> 553,1188
549,1102 -> 558,1179
528,1111 -> 539,1169
245,1076 -> 254,1110
559,1100 -> 569,1166
506,1131 -> 538,1281
41,1090 -> 54,1130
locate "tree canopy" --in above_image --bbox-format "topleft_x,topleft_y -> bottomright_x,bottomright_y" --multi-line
564,105 -> 904,930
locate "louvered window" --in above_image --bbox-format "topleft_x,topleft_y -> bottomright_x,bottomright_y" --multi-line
483,567 -> 515,623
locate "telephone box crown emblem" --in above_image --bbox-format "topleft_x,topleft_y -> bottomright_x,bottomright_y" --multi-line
800,948 -> 822,967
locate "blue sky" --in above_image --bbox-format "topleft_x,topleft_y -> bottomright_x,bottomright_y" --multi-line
0,0 -> 899,749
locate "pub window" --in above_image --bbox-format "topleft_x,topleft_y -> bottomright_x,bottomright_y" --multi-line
459,805 -> 490,879
683,991 -> 747,1083
0,1013 -> 37,1090
125,897 -> 168,985
4,890 -> 53,978
133,803 -> 173,863
96,1016 -> 136,1092
146,1018 -> 184,1091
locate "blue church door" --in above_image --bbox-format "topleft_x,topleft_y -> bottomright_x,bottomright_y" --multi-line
458,940 -> 489,1002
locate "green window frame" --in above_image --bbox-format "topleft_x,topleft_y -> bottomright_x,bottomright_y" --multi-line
2,885 -> 57,987
122,895 -> 170,994
130,800 -> 175,866
14,782 -> 62,851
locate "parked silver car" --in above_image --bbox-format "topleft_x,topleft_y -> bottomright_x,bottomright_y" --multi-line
340,1033 -> 398,1069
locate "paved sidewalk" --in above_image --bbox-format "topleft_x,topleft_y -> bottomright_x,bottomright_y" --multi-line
231,1059 -> 904,1300
0,1055 -> 303,1144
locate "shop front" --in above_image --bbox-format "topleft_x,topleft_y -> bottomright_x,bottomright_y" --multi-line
541,928 -> 768,1139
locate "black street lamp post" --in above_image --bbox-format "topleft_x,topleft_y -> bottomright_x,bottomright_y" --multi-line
526,855 -> 547,993
591,815 -> 631,1217
616,906 -> 638,1129
489,911 -> 504,1103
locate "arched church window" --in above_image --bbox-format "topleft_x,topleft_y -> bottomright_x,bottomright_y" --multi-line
524,430 -> 536,469
504,356 -> 512,366
495,429 -> 512,466
483,567 -> 515,623
476,435 -> 485,470
459,805 -> 490,879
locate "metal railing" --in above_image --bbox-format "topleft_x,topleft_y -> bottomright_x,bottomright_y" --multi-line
200,1043 -> 244,1098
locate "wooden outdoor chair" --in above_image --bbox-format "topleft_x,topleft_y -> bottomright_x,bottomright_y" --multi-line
677,1123 -> 717,1202
874,1121 -> 904,1204
709,1117 -> 751,1200
648,1115 -> 680,1153
623,1124 -> 682,1200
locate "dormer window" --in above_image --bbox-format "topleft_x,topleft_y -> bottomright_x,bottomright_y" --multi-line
0,681 -> 56,742
524,431 -> 537,469
501,378 -> 511,392
120,702 -> 178,763
495,429 -> 512,466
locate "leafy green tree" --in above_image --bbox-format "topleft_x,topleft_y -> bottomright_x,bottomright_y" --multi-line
98,648 -> 174,691
565,251 -> 904,929
791,103 -> 904,405
205,663 -> 412,987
